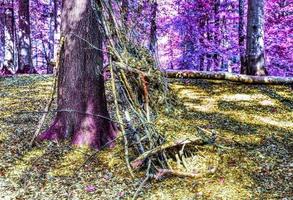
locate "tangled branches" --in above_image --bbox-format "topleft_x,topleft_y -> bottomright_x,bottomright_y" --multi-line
94,0 -> 215,183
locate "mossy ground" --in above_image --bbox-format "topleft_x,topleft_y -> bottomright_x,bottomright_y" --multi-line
0,75 -> 292,199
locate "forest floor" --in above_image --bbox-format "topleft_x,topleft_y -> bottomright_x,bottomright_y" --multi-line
0,75 -> 292,200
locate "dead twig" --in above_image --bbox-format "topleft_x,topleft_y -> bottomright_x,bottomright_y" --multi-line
110,62 -> 135,178
131,136 -> 211,169
154,168 -> 216,180
132,161 -> 151,200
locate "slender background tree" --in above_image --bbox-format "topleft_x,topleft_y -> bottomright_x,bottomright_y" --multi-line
246,0 -> 267,75
239,0 -> 246,74
17,0 -> 33,73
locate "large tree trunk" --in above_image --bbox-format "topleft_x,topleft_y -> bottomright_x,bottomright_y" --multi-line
246,0 -> 267,76
17,0 -> 35,74
239,0 -> 246,74
37,0 -> 117,149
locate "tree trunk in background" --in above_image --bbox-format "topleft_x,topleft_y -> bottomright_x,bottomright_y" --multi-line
149,0 -> 158,55
246,0 -> 267,76
121,0 -> 129,28
0,4 -> 5,69
199,55 -> 205,71
213,0 -> 221,70
17,0 -> 34,74
221,15 -> 228,71
53,0 -> 58,30
206,17 -> 212,71
37,0 -> 116,149
4,1 -> 17,71
239,0 -> 246,74
199,16 -> 206,71
47,0 -> 57,74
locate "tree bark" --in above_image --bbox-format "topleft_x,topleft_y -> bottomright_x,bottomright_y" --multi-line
246,0 -> 267,76
37,0 -> 117,149
17,0 -> 34,74
239,0 -> 246,74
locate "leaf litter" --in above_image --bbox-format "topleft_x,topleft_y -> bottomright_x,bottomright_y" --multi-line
0,76 -> 292,199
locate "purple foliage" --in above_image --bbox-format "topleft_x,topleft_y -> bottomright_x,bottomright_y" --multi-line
0,0 -> 292,76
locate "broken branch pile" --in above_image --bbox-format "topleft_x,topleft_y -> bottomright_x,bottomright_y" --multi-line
96,0 -> 214,180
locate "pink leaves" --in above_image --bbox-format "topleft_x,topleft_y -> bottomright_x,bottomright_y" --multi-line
117,191 -> 125,198
131,160 -> 144,169
219,177 -> 225,184
85,185 -> 96,193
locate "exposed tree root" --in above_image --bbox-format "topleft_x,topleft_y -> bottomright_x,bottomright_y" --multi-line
165,70 -> 293,85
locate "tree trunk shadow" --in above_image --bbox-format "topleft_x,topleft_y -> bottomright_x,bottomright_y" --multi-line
259,86 -> 293,110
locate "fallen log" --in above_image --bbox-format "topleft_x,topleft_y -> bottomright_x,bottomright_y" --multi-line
165,70 -> 293,85
131,136 -> 210,169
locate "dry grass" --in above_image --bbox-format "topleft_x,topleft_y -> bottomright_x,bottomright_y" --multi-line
0,76 -> 292,199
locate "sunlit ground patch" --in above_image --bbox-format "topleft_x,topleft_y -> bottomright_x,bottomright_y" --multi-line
147,80 -> 292,199
256,116 -> 293,128
49,147 -> 91,177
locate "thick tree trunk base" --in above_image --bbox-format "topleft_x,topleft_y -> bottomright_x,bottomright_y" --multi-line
165,70 -> 293,85
37,113 -> 117,149
36,116 -> 66,141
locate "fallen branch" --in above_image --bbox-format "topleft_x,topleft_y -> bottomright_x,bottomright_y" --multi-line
165,70 -> 293,85
131,136 -> 210,169
29,78 -> 56,146
155,169 -> 204,179
154,166 -> 217,180
115,62 -> 150,77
